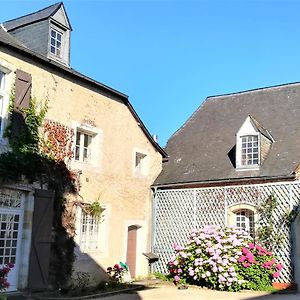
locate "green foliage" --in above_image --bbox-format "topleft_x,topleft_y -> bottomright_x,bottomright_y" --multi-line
152,272 -> 173,281
256,194 -> 284,250
169,226 -> 283,292
0,90 -> 76,288
88,201 -> 105,219
6,97 -> 48,154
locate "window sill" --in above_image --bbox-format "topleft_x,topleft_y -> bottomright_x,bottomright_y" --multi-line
236,165 -> 260,171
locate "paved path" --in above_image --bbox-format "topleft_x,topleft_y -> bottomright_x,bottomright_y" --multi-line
97,284 -> 299,300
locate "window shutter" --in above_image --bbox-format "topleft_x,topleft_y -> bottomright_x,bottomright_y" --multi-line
14,69 -> 31,110
11,70 -> 32,140
28,189 -> 55,291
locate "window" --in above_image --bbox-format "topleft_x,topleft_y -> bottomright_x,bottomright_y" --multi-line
241,135 -> 259,166
0,71 -> 5,134
50,28 -> 63,57
135,152 -> 146,174
75,131 -> 93,162
235,209 -> 255,238
79,211 -> 100,251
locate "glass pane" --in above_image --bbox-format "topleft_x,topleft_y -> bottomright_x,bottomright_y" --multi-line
83,148 -> 88,161
57,41 -> 61,49
75,146 -> 80,160
57,33 -> 62,41
76,132 -> 81,145
0,72 -> 4,90
84,134 -> 89,147
51,30 -> 56,38
50,46 -> 56,54
51,38 -> 56,46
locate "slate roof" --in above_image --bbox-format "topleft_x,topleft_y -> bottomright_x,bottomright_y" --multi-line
154,84 -> 300,186
3,2 -> 71,31
0,26 -> 24,47
249,115 -> 274,142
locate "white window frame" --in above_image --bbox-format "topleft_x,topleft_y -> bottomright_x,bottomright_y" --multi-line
0,71 -> 6,137
50,27 -> 63,58
0,64 -> 13,142
75,130 -> 93,163
227,204 -> 258,239
235,209 -> 255,238
241,135 -> 259,166
71,122 -> 103,169
134,150 -> 148,176
78,210 -> 101,252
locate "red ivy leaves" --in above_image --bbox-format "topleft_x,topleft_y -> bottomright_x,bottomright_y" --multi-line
42,120 -> 74,162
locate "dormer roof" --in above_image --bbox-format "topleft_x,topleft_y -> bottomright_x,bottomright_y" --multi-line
3,2 -> 72,31
248,115 -> 274,142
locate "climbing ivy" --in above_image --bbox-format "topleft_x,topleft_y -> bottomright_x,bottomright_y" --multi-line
256,194 -> 285,250
0,90 -> 76,288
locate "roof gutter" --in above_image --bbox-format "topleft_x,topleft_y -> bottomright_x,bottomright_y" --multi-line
152,174 -> 296,189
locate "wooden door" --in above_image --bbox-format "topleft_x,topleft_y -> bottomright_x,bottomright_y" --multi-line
28,189 -> 54,291
126,225 -> 140,278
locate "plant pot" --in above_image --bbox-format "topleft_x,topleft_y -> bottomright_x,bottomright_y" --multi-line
272,282 -> 297,290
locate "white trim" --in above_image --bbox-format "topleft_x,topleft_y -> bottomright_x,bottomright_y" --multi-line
0,62 -> 14,145
70,121 -> 103,171
133,148 -> 149,177
74,203 -> 110,259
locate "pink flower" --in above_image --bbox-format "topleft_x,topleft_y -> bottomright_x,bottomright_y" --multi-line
242,247 -> 248,255
272,272 -> 280,279
174,275 -> 180,282
263,262 -> 271,269
248,243 -> 255,249
243,262 -> 251,268
7,263 -> 14,269
238,255 -> 246,263
276,264 -> 283,271
246,252 -> 255,263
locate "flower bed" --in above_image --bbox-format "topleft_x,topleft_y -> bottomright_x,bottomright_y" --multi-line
168,225 -> 282,291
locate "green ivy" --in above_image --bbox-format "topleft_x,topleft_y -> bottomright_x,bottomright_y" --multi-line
0,89 -> 76,288
256,194 -> 284,250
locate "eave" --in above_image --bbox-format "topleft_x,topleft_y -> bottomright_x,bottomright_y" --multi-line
0,37 -> 167,158
152,174 -> 296,190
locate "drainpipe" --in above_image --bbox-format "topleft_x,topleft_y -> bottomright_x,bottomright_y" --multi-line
150,186 -> 157,273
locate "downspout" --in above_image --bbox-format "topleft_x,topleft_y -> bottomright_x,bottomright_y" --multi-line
151,186 -> 157,253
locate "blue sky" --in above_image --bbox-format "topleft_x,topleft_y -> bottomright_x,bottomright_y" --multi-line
1,0 -> 300,147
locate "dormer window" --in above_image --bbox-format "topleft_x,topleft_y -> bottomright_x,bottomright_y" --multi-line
236,115 -> 274,170
50,28 -> 63,57
241,135 -> 259,166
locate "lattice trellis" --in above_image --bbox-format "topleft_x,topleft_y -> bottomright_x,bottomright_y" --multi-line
153,181 -> 300,282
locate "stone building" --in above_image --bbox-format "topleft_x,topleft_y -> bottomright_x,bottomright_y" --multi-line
0,2 -> 166,291
152,85 -> 300,288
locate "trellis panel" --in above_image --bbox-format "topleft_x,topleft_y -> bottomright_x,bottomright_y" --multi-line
153,181 -> 300,282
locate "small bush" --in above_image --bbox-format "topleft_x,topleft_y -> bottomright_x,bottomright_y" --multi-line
168,225 -> 282,291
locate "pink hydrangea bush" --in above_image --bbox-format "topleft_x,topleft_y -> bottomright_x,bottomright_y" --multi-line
236,243 -> 283,290
168,225 -> 282,291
